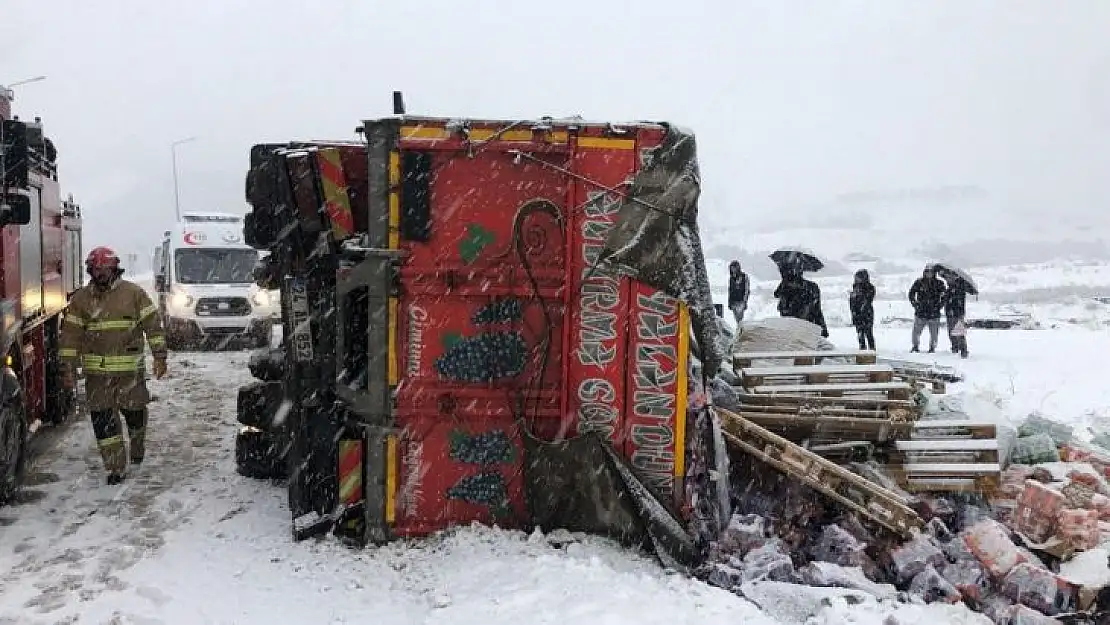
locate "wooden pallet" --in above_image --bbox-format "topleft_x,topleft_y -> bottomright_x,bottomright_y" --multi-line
748,381 -> 915,401
716,407 -> 924,537
733,410 -> 913,443
740,364 -> 895,387
733,349 -> 878,369
883,420 -> 1001,494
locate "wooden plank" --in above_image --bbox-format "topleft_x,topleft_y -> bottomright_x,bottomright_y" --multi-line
734,350 -> 878,368
739,393 -> 915,408
735,350 -> 878,360
751,382 -> 913,400
912,421 -> 997,439
737,412 -> 912,442
914,419 -> 994,429
903,478 -> 979,493
744,371 -> 896,388
887,451 -> 999,466
900,476 -> 1000,495
742,364 -> 894,377
739,404 -> 893,419
896,439 -> 999,451
902,463 -> 1001,475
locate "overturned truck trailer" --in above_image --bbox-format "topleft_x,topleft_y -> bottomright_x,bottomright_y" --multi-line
237,109 -> 730,566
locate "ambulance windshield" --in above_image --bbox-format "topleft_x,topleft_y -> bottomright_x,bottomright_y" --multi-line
174,248 -> 258,284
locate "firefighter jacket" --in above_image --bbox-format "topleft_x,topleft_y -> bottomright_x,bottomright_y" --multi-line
59,279 -> 167,375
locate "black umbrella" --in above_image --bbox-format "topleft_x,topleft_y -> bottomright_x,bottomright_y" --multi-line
770,247 -> 824,273
933,262 -> 979,295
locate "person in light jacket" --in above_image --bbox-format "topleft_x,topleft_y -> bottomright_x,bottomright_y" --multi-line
944,279 -> 970,358
727,260 -> 750,327
849,269 -> 876,350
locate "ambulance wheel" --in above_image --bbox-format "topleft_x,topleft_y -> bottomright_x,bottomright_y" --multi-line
0,398 -> 27,503
235,428 -> 286,480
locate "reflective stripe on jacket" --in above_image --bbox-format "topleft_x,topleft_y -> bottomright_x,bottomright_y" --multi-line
59,279 -> 167,375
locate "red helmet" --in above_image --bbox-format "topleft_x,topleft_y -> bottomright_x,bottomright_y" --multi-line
86,246 -> 121,270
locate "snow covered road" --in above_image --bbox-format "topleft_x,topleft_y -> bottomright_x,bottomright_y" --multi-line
0,352 -> 776,625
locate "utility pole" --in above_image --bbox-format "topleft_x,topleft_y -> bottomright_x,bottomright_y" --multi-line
171,136 -> 197,221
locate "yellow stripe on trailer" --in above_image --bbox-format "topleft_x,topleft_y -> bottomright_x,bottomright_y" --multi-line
387,297 -> 399,386
673,303 -> 690,480
388,151 -> 400,250
385,434 -> 398,525
577,136 -> 636,150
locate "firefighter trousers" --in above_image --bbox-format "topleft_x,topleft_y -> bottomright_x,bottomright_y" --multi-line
90,408 -> 147,474
85,373 -> 151,475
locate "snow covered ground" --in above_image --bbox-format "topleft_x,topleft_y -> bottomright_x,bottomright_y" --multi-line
1,291 -> 1107,623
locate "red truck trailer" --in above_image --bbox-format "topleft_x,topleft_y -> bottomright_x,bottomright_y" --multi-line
0,87 -> 83,500
237,97 -> 728,564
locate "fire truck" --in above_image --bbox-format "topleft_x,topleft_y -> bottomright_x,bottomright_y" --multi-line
0,85 -> 84,500
236,94 -> 728,563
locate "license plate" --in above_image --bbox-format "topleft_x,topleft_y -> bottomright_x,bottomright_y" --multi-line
217,302 -> 230,310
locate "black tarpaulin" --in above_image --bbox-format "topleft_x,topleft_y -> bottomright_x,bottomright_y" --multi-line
597,124 -> 728,377
522,430 -> 698,573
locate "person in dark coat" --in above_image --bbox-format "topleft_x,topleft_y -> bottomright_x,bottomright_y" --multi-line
908,265 -> 947,353
774,267 -> 828,337
944,278 -> 970,358
727,260 -> 750,327
849,269 -> 876,350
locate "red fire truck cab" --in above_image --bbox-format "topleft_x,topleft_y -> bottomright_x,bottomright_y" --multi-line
0,87 -> 84,500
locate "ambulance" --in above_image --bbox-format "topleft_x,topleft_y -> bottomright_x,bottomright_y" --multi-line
152,212 -> 276,349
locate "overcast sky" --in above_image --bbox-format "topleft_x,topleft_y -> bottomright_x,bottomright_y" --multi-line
4,0 -> 1109,269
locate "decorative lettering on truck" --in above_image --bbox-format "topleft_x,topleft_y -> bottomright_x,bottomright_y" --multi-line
406,304 -> 427,377
397,439 -> 425,519
628,287 -> 681,494
574,191 -> 624,438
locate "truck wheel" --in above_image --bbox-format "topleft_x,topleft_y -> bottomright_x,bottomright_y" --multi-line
0,400 -> 27,503
235,427 -> 287,480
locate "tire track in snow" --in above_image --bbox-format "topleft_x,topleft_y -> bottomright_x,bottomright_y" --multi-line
0,353 -> 252,622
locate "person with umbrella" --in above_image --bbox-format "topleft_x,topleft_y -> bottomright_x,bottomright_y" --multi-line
936,264 -> 977,358
849,269 -> 876,350
771,249 -> 828,338
907,264 -> 947,353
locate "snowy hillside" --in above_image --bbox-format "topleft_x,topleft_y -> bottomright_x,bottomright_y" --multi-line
700,188 -> 1109,283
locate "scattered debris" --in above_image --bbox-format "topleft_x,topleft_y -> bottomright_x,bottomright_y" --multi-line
692,346 -> 1110,624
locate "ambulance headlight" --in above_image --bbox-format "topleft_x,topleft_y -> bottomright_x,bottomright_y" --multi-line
171,290 -> 194,310
250,290 -> 270,307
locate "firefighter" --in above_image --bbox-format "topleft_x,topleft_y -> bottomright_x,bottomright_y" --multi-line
59,247 -> 168,484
